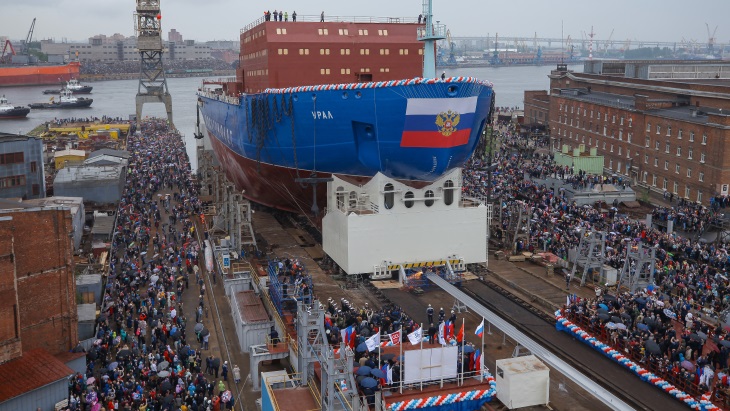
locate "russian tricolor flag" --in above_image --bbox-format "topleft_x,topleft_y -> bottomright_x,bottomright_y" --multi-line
475,319 -> 484,338
400,96 -> 478,148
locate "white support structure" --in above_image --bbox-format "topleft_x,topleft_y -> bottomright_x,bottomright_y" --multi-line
323,168 -> 487,276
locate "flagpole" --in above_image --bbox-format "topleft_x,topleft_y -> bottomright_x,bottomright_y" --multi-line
460,318 -> 465,386
419,322 -> 423,392
480,317 -> 485,382
399,324 -> 403,394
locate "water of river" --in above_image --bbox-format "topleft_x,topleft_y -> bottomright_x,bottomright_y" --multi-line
0,64 -> 581,169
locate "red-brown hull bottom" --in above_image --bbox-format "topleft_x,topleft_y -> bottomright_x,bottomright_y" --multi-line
208,131 -> 372,214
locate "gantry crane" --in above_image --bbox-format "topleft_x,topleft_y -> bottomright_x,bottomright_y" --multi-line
446,29 -> 457,65
20,18 -> 36,56
603,28 -> 614,57
706,23 -> 718,53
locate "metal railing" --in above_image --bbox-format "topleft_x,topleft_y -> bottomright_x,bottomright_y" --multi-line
241,15 -> 420,33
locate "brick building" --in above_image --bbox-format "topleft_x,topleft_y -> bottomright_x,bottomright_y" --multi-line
527,61 -> 730,205
0,200 -> 78,363
523,90 -> 550,128
0,200 -> 79,408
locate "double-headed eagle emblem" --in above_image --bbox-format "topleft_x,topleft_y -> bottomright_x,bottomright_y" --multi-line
435,110 -> 460,136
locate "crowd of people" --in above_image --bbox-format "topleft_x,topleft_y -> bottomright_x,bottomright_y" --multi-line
47,116 -> 127,127
466,122 -> 730,398
63,120 -> 239,411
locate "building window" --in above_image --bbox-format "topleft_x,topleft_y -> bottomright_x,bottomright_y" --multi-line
603,126 -> 607,136
675,164 -> 680,174
698,190 -> 703,203
358,29 -> 369,35
602,142 -> 606,150
665,142 -> 670,153
338,28 -> 349,35
664,161 -> 668,170
663,178 -> 668,190
399,48 -> 409,55
699,172 -> 704,182
627,132 -> 632,143
618,146 -> 622,155
612,115 -> 616,123
646,122 -> 651,132
340,48 -> 351,55
667,125 -> 672,136
656,125 -> 661,134
277,48 -> 288,55
673,182 -> 678,194
320,48 -> 330,55
702,133 -> 707,145
32,184 -> 39,196
379,67 -> 390,72
30,161 -> 37,172
276,28 -> 287,35
687,168 -> 692,178
655,141 -> 660,150
318,28 -> 329,35
379,48 -> 390,55
0,152 -> 24,164
609,159 -> 613,169
418,49 -> 423,55
678,129 -> 683,139
700,152 -> 706,163
654,158 -> 658,167
642,172 -> 647,183
619,131 -> 623,140
688,147 -> 693,159
378,29 -> 389,36
340,68 -> 351,74
383,183 -> 395,209
299,48 -> 310,55
685,186 -> 691,199
0,175 -> 25,189
645,137 -> 650,147
676,147 -> 681,157
360,48 -> 370,55
620,116 -> 624,125
690,131 -> 695,142
610,144 -> 614,153
320,68 -> 331,75
652,174 -> 657,186
629,118 -> 632,127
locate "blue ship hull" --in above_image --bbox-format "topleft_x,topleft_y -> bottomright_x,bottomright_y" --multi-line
198,77 -> 494,212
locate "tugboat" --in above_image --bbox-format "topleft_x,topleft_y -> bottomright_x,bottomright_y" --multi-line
0,95 -> 31,119
29,88 -> 93,109
42,78 -> 93,95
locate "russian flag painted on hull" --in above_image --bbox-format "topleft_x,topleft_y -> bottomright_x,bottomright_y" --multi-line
400,96 -> 478,148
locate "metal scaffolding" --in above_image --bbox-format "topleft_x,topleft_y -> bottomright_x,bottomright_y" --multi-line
504,202 -> 530,254
570,231 -> 606,287
296,300 -> 375,411
134,0 -> 173,128
617,243 -> 656,293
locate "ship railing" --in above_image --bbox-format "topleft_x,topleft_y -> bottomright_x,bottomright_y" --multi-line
241,15 -> 420,34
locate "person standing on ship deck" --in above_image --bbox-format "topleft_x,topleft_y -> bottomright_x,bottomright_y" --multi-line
284,11 -> 288,21
292,11 -> 297,22
321,11 -> 325,22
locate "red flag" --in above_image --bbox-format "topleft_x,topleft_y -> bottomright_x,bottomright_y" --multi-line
456,323 -> 465,343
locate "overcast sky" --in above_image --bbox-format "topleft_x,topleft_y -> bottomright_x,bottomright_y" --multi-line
3,0 -> 728,45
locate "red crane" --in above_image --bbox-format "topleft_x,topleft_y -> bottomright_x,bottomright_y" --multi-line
0,40 -> 16,64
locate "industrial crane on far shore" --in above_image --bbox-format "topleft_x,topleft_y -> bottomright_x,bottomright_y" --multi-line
706,23 -> 718,53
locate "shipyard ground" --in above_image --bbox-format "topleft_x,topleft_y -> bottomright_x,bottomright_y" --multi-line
199,204 -> 643,411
